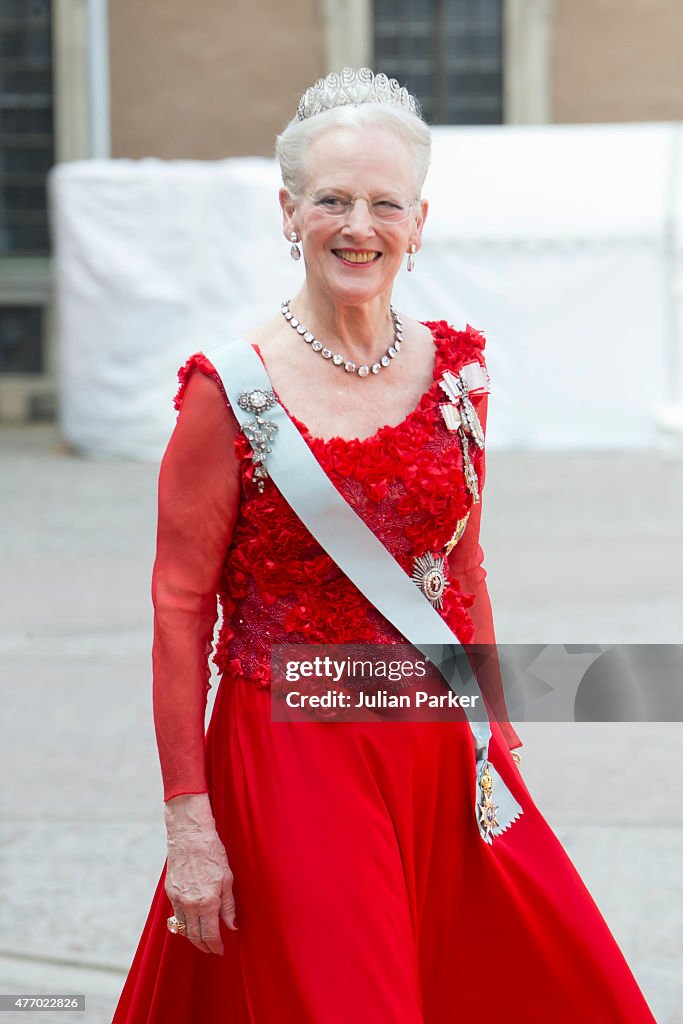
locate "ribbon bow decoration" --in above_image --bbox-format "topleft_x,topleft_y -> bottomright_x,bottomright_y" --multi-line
438,361 -> 490,503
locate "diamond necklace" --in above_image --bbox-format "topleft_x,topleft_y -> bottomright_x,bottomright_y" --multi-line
280,299 -> 403,378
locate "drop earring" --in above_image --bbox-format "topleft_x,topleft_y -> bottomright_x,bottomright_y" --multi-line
407,243 -> 416,272
290,232 -> 301,261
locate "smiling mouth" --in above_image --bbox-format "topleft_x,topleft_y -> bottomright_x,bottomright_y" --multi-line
332,249 -> 382,264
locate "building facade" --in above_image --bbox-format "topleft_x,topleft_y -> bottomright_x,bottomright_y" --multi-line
1,0 -> 682,421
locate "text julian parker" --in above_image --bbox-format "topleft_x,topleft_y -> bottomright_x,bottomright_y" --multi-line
284,690 -> 480,709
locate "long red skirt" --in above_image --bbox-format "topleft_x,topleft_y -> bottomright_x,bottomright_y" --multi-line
113,674 -> 657,1023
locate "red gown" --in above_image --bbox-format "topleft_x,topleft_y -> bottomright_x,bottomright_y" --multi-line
113,320 -> 657,1023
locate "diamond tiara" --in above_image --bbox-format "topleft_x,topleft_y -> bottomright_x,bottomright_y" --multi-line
296,67 -> 423,122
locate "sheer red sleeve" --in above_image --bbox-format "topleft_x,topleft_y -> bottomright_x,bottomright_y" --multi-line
448,392 -> 523,751
151,357 -> 241,802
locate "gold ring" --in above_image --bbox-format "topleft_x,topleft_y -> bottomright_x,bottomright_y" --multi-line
511,750 -> 522,767
167,915 -> 187,935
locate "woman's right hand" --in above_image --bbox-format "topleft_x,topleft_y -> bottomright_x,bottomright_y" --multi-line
163,793 -> 238,955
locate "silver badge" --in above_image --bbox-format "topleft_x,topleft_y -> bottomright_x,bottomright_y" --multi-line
411,551 -> 448,609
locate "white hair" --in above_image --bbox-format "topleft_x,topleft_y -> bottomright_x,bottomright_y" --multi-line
275,102 -> 432,200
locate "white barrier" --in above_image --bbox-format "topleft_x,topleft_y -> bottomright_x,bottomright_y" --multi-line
48,123 -> 683,459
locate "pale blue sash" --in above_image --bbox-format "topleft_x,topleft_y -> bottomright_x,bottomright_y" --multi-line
204,337 -> 522,844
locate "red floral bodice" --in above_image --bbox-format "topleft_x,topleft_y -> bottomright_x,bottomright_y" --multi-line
154,319 -> 519,803
174,321 -> 487,691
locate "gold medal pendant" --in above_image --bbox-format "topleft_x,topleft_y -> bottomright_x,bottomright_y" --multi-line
411,551 -> 448,609
478,762 -> 500,839
443,512 -> 470,556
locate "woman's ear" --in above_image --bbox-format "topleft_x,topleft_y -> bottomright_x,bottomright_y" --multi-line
411,197 -> 429,252
279,187 -> 298,241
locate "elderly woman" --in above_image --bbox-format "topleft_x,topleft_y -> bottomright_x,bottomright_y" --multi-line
113,69 -> 656,1023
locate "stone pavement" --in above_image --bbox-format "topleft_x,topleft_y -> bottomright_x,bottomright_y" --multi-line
1,424 -> 682,1023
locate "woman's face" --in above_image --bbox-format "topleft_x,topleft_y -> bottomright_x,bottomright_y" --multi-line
280,124 -> 428,308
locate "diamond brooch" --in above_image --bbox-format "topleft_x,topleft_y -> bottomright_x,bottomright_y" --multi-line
238,388 -> 279,493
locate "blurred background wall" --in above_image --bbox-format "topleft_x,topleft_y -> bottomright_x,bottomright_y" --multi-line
1,0 -> 683,422
108,0 -> 326,160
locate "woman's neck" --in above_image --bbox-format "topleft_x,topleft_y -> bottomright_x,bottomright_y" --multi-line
287,287 -> 396,365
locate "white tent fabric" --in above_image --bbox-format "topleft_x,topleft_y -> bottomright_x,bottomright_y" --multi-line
47,122 -> 683,460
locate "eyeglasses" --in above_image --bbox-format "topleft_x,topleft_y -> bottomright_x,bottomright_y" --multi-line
306,191 -> 416,224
